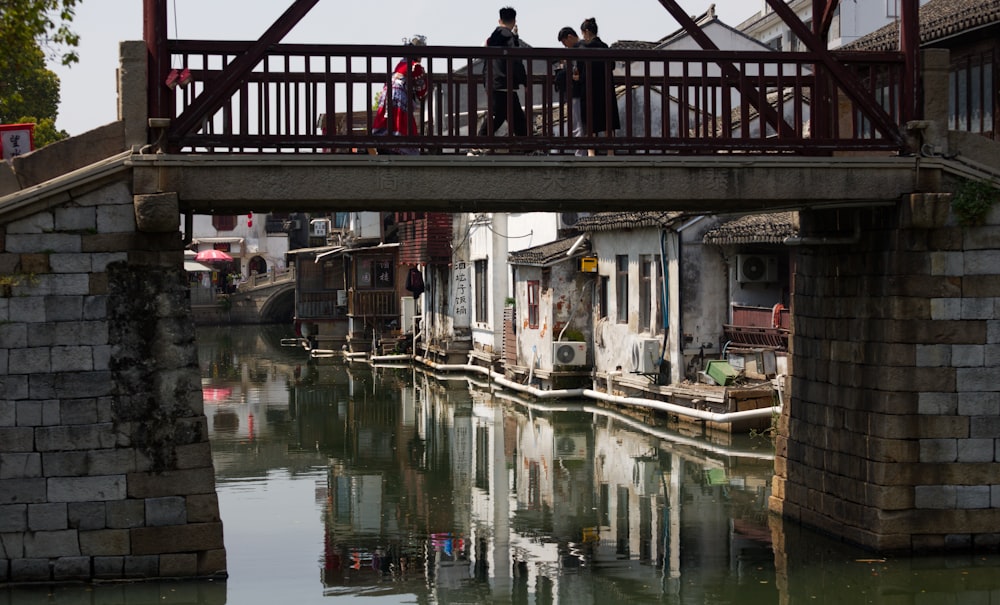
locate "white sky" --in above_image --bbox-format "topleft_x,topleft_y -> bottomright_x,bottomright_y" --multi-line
47,0 -> 763,136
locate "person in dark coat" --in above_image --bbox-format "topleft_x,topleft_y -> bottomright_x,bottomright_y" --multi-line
556,26 -> 586,156
578,17 -> 621,155
468,6 -> 528,155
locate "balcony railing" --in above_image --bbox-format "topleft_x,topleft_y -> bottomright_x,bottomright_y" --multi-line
350,289 -> 398,318
158,42 -> 909,156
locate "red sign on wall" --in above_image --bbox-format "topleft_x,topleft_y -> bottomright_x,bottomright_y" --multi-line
0,123 -> 35,160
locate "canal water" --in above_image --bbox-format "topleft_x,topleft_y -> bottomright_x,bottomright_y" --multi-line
5,325 -> 1000,604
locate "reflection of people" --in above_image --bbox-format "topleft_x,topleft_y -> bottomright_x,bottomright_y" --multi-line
556,26 -> 585,156
578,17 -> 621,155
468,7 -> 527,155
372,35 -> 429,155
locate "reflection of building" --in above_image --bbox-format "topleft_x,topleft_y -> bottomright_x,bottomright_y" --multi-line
287,213 -> 407,353
202,324 -> 778,600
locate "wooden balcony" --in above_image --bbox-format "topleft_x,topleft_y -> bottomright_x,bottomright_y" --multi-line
350,289 -> 398,318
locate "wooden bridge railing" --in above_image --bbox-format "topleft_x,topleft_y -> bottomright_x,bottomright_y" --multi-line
157,41 -> 909,156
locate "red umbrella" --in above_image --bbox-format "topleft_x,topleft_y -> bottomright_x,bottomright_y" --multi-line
195,249 -> 233,262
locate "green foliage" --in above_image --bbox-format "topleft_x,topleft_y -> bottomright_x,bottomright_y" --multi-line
1,43 -> 61,124
952,179 -> 999,227
15,116 -> 68,147
1,0 -> 78,143
0,0 -> 81,72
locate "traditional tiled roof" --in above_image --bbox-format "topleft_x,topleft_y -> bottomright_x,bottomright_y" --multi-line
508,236 -> 591,266
701,212 -> 798,245
610,5 -> 738,52
574,211 -> 685,232
846,0 -> 1000,52
611,40 -> 658,50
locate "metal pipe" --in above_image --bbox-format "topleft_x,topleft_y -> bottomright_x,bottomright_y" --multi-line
371,354 -> 779,424
582,389 -> 779,424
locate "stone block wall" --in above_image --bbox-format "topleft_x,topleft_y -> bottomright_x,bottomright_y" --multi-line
771,196 -> 1000,552
0,176 -> 225,582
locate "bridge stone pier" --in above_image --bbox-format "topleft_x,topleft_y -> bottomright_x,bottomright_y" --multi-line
772,195 -> 1000,552
0,162 -> 225,582
770,49 -> 1000,553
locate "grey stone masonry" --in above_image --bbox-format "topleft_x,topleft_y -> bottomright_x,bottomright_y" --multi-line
772,188 -> 1000,554
1,163 -> 225,581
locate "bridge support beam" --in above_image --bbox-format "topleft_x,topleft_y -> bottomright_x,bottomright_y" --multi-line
772,196 -> 1000,552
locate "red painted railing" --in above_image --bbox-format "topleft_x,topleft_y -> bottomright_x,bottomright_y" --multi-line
157,41 -> 909,156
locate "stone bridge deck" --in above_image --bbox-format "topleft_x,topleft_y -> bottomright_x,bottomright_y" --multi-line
133,153 -> 938,215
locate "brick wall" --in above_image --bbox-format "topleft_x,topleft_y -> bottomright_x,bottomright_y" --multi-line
772,196 -> 1000,552
0,177 -> 225,582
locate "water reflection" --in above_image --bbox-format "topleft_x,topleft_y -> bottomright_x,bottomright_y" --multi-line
7,326 -> 1000,605
199,326 -> 782,603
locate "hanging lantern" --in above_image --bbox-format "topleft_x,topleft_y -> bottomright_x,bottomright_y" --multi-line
247,212 -> 253,228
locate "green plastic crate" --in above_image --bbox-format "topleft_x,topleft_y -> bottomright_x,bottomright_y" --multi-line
705,360 -> 738,386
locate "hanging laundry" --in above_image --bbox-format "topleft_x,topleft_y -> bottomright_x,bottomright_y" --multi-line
405,268 -> 425,298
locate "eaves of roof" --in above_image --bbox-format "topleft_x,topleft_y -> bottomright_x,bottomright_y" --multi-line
508,236 -> 591,267
575,211 -> 685,233
701,212 -> 798,245
846,0 -> 1000,52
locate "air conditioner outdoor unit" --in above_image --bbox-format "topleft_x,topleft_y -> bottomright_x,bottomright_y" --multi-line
631,338 -> 661,374
555,433 -> 587,460
552,341 -> 587,366
558,212 -> 590,230
737,254 -> 778,283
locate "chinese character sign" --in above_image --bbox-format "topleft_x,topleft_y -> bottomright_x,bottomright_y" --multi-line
453,261 -> 470,327
0,124 -> 35,160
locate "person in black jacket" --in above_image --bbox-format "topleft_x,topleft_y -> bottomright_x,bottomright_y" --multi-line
578,17 -> 621,155
556,26 -> 585,156
468,6 -> 527,155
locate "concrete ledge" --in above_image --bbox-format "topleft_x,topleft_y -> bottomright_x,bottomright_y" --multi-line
10,122 -> 126,189
948,131 -> 1000,174
128,153 -> 933,214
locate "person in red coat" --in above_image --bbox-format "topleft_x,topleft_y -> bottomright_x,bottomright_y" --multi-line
372,35 -> 429,154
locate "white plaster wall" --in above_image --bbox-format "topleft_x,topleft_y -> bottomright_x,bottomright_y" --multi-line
590,229 -> 665,376
677,218 -> 730,367
742,0 -> 932,50
186,213 -> 288,275
514,260 -> 594,371
589,218 -> 729,382
468,213 -> 562,355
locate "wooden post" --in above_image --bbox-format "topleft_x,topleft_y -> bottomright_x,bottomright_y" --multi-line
143,0 -> 170,123
900,0 -> 921,123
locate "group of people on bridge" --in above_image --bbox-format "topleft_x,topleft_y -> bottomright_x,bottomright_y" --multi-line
372,6 -> 620,156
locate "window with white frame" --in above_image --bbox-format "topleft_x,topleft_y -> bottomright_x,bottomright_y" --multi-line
474,259 -> 488,323
527,280 -> 540,329
616,255 -> 629,324
639,255 -> 652,332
